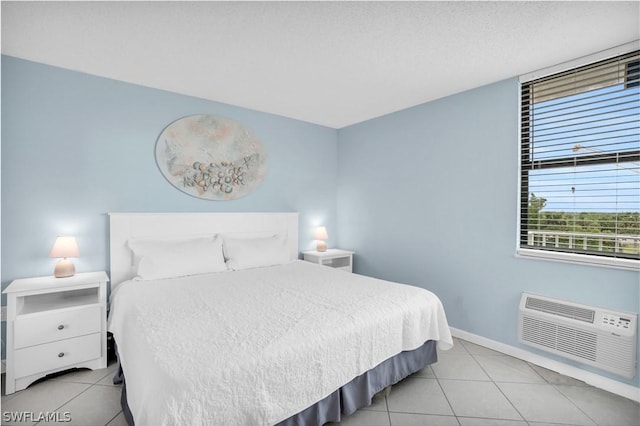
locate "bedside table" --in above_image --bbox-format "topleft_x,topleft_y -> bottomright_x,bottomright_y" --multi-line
2,271 -> 109,394
303,249 -> 354,272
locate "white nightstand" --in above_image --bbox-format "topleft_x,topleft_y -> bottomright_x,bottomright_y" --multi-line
2,271 -> 109,394
303,249 -> 354,272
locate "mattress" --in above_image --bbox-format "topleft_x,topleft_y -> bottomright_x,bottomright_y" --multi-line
107,260 -> 452,425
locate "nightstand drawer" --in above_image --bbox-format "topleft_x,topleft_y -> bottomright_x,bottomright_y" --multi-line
14,305 -> 101,349
14,333 -> 102,378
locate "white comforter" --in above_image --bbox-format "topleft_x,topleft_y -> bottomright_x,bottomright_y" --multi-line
108,260 -> 452,426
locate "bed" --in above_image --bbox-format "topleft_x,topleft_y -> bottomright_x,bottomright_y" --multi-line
107,212 -> 453,426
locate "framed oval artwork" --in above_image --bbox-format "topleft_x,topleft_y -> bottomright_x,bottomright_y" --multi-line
155,115 -> 267,200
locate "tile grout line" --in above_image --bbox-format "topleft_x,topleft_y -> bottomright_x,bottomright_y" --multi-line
36,375 -> 122,426
474,345 -> 599,426
458,338 -> 640,425
384,394 -> 392,426
33,370 -> 115,426
384,366 -> 461,423
104,409 -> 124,426
31,383 -> 96,426
433,377 -> 463,425
432,346 -> 464,425
551,382 -> 602,426
460,339 -> 531,425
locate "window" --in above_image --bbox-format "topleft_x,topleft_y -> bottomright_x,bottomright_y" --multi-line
519,49 -> 639,270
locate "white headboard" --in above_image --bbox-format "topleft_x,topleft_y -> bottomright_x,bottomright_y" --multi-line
108,212 -> 299,287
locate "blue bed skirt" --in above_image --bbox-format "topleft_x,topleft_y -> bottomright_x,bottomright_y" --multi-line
115,340 -> 438,426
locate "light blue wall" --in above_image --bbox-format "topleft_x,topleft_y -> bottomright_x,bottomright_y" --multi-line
1,55 -> 338,295
2,55 -> 639,387
336,78 -> 640,387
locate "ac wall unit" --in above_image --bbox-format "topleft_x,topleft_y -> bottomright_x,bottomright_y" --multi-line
518,293 -> 637,378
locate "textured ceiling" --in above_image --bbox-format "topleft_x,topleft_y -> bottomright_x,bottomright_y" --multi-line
2,1 -> 639,128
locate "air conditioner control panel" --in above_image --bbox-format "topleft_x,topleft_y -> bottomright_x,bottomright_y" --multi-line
597,312 -> 636,336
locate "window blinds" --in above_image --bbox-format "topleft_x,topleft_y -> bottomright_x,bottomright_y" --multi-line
520,50 -> 639,260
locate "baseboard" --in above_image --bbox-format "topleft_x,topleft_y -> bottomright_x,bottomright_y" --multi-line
449,327 -> 640,403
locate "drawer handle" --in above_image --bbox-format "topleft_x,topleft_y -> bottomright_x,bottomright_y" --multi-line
58,352 -> 65,358
57,325 -> 65,330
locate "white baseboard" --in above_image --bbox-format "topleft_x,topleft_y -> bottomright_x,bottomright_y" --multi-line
450,327 -> 640,403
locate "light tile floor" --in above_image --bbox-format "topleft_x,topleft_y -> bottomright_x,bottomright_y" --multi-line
1,338 -> 638,426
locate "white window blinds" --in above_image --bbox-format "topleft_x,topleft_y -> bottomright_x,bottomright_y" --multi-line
520,50 -> 639,262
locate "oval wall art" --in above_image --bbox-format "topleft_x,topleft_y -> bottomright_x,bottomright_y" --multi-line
155,114 -> 267,200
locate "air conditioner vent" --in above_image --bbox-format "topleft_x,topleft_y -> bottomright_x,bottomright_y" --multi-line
519,293 -> 637,378
557,325 -> 597,362
525,296 -> 595,323
521,317 -> 598,361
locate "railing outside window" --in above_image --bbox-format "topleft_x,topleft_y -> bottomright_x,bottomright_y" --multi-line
527,230 -> 640,255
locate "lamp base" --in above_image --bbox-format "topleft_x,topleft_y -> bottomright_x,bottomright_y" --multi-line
54,258 -> 76,278
316,241 -> 327,252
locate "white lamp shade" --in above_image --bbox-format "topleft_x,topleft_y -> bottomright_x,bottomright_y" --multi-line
314,226 -> 328,252
314,226 -> 328,240
49,236 -> 80,259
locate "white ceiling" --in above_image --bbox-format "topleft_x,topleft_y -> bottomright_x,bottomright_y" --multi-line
2,1 -> 639,128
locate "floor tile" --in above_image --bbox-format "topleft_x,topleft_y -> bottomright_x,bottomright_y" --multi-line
389,412 -> 459,425
49,366 -> 113,385
529,422 -> 575,426
431,354 -> 490,381
37,384 -> 122,426
0,381 -> 91,426
1,392 -> 19,406
96,366 -> 120,387
474,355 -> 546,383
527,363 -> 589,387
106,411 -> 128,426
528,423 -> 590,426
497,382 -> 596,425
443,338 -> 469,355
361,391 -> 388,412
411,365 -> 436,379
386,378 -> 453,416
457,417 -> 527,425
555,384 -> 640,426
459,340 -> 507,356
329,409 -> 390,426
439,379 -> 523,421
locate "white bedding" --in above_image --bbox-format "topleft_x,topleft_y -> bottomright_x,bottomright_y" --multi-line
107,260 -> 453,426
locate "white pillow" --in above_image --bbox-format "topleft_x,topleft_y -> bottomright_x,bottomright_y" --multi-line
127,236 -> 227,280
223,234 -> 291,270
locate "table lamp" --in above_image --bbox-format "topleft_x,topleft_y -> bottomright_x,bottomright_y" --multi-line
50,236 -> 80,278
314,226 -> 328,252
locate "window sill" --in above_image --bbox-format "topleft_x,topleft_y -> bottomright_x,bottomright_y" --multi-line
516,248 -> 640,271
